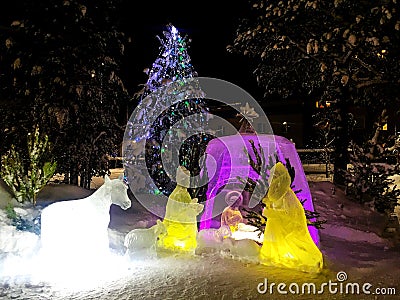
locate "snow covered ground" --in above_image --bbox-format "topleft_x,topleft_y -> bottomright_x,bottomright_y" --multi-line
0,171 -> 399,299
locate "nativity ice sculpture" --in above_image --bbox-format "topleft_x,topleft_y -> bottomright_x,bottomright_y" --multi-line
157,166 -> 204,254
40,175 -> 131,264
200,134 -> 319,246
259,162 -> 323,273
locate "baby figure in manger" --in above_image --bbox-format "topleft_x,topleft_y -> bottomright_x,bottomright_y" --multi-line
157,165 -> 204,254
259,162 -> 323,273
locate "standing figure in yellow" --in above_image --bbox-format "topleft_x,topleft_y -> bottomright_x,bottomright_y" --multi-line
157,166 -> 204,254
259,162 -> 323,273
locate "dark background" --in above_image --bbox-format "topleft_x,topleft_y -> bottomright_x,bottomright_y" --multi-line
0,0 -> 308,145
118,0 -> 263,99
0,0 -> 264,104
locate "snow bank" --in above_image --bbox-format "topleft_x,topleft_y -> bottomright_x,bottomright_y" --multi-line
0,208 -> 41,283
322,224 -> 386,244
1,176 -> 399,299
0,209 -> 40,257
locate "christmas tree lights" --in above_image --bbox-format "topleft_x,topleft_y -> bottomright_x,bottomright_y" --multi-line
124,24 -> 210,197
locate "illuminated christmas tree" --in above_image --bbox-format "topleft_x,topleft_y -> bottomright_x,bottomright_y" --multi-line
144,24 -> 197,94
127,24 -> 210,198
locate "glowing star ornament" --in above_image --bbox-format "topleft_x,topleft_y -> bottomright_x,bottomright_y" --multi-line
171,25 -> 178,36
238,102 -> 259,122
157,166 -> 204,254
237,102 -> 259,134
259,162 -> 323,273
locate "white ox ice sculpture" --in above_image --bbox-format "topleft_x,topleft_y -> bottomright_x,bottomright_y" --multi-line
40,175 -> 131,263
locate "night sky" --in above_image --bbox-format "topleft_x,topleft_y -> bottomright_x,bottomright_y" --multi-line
1,0 -> 303,142
119,0 -> 263,99
0,0 -> 264,101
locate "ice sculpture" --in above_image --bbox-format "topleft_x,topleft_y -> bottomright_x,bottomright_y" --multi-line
221,206 -> 243,233
124,219 -> 166,259
157,166 -> 204,254
259,162 -> 323,273
40,175 -> 131,263
200,134 -> 319,246
222,236 -> 260,261
196,225 -> 260,261
230,223 -> 264,244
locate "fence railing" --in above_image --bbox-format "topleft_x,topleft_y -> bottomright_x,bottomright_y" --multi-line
297,148 -> 334,179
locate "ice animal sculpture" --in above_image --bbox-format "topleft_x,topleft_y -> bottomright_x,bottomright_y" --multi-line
40,175 -> 131,261
221,236 -> 260,262
259,162 -> 323,273
124,219 -> 166,259
157,166 -> 204,254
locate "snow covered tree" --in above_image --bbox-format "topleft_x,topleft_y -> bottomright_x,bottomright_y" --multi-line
0,127 -> 57,205
229,0 -> 400,184
239,140 -> 326,234
345,109 -> 400,214
132,24 -> 210,198
0,0 -> 130,188
306,107 -> 349,179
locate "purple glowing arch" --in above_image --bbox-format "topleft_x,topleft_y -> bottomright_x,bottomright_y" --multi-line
199,134 -> 320,246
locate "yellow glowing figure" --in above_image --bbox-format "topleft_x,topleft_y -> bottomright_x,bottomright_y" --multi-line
157,166 -> 204,254
259,162 -> 323,273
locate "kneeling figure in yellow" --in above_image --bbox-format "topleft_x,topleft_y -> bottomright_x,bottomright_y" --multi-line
259,162 -> 323,273
157,166 -> 204,254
